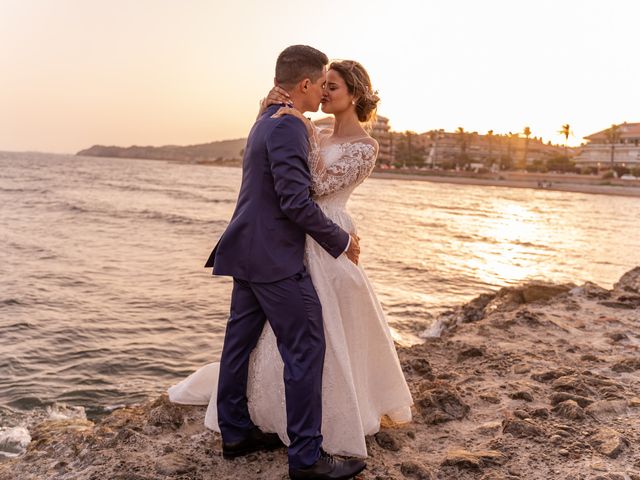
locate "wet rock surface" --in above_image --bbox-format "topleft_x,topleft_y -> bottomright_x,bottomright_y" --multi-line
2,268 -> 639,480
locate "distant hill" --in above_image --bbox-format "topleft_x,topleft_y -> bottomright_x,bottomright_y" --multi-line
76,138 -> 247,163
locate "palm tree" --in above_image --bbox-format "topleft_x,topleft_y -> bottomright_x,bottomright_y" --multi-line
558,124 -> 571,159
428,129 -> 443,168
605,123 -> 621,169
505,132 -> 515,170
522,126 -> 532,169
486,130 -> 494,165
456,127 -> 467,169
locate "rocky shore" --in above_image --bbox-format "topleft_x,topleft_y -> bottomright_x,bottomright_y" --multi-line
2,268 -> 639,480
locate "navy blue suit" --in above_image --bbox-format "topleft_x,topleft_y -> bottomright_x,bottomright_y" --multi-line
206,104 -> 350,469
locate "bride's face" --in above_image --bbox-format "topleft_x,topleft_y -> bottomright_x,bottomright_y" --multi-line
321,69 -> 354,115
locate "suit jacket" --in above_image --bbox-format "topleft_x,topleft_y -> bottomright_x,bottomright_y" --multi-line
205,104 -> 350,283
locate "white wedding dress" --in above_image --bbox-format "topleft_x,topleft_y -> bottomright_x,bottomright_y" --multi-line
168,130 -> 413,458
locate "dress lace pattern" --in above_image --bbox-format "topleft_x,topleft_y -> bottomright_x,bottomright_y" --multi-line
168,132 -> 413,458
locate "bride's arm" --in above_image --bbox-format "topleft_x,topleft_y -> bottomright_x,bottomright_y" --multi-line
311,138 -> 379,197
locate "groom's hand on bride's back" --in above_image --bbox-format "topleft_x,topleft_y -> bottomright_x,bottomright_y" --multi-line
345,234 -> 360,265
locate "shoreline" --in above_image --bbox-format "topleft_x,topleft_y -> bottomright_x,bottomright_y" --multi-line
2,267 -> 639,479
72,154 -> 640,198
170,158 -> 640,198
370,170 -> 640,198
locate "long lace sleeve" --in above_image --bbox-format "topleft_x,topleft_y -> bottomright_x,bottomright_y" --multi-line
310,139 -> 378,197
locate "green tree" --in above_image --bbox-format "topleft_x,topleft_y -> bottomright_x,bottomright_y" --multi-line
558,124 -> 571,159
456,127 -> 469,169
485,129 -> 494,165
522,126 -> 531,169
394,131 -> 425,168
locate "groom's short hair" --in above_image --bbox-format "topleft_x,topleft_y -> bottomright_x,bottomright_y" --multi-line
275,45 -> 328,88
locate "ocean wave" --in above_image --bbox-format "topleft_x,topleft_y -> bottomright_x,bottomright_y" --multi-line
0,426 -> 31,459
50,200 -> 222,226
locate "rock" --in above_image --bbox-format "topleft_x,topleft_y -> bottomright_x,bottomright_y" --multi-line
531,367 -> 575,383
441,449 -> 504,469
400,460 -> 433,479
514,309 -> 543,327
549,392 -> 594,408
580,353 -> 600,362
155,453 -> 195,476
486,282 -> 573,313
616,294 -> 640,307
374,431 -> 402,451
513,364 -> 531,374
513,409 -> 529,419
409,358 -> 435,379
574,282 -> 611,299
600,301 -> 637,309
479,394 -> 501,404
593,474 -> 626,480
551,400 -> 585,420
501,418 -> 543,438
613,266 -> 640,294
508,390 -> 533,402
415,383 -> 470,424
550,374 -> 595,397
458,293 -> 495,323
611,358 -> 640,373
584,400 -> 628,420
456,346 -> 484,362
530,407 -> 550,419
145,395 -> 184,429
589,427 -> 629,458
475,421 -> 502,435
606,331 -> 629,342
520,283 -> 574,303
549,434 -> 563,444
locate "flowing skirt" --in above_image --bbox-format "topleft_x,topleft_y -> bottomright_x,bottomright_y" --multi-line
168,207 -> 413,457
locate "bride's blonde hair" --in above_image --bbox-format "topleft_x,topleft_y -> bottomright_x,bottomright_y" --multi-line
329,60 -> 379,124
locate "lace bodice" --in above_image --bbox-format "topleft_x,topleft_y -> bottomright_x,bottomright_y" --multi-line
308,130 -> 378,209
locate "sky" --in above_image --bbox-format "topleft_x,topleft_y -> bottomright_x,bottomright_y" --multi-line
1,0 -> 639,153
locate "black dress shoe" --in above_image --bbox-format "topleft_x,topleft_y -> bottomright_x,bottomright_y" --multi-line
222,426 -> 285,459
289,449 -> 366,480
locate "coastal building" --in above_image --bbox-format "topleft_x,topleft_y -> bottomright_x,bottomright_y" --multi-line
413,130 -> 567,169
370,116 -> 392,165
573,122 -> 640,170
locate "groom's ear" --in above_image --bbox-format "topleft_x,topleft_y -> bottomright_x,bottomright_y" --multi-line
300,78 -> 310,93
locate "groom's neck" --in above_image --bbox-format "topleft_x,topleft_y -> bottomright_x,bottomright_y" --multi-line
287,92 -> 308,114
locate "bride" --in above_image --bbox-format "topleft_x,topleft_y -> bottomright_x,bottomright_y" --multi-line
168,60 -> 413,458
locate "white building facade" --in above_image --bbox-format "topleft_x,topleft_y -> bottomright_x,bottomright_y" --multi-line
574,122 -> 640,169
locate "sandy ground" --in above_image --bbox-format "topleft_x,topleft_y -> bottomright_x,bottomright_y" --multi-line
370,171 -> 640,198
1,267 -> 639,480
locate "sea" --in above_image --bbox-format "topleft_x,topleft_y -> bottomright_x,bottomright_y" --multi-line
1,151 -> 639,457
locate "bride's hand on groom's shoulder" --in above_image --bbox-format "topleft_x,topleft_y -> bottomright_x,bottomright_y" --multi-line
259,85 -> 290,113
271,107 -> 314,137
257,85 -> 291,118
264,85 -> 290,108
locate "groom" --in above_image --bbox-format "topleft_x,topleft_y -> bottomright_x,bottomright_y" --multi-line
205,45 -> 366,479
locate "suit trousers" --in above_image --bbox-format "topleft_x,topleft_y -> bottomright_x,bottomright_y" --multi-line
216,268 -> 326,469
